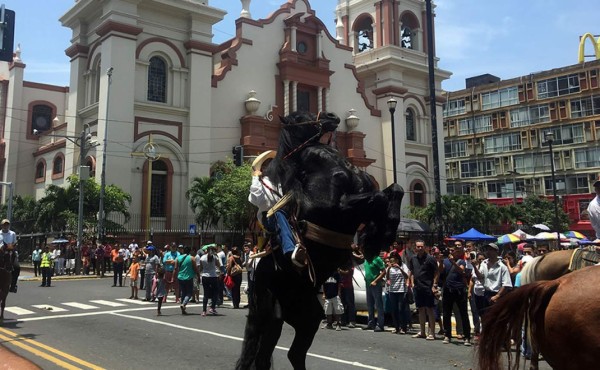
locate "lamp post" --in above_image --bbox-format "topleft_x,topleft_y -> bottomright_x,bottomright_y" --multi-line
387,98 -> 398,184
0,181 -> 13,220
35,126 -> 95,274
507,170 -> 519,205
545,132 -> 560,234
98,67 -> 113,243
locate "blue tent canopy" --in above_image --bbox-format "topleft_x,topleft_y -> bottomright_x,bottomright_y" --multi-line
451,228 -> 496,242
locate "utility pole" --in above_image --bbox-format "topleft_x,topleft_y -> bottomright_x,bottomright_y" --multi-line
98,67 -> 113,243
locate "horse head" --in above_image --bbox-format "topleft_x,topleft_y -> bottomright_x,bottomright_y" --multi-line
278,111 -> 339,149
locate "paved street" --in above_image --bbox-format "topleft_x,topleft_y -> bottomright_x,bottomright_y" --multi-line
1,275 -> 551,370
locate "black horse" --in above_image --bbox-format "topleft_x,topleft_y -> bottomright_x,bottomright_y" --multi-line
236,111 -> 403,369
0,245 -> 12,323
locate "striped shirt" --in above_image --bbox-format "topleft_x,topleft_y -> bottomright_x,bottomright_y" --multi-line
386,263 -> 409,293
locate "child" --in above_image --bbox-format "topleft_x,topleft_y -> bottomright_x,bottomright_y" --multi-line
321,271 -> 344,331
154,267 -> 167,316
127,256 -> 140,300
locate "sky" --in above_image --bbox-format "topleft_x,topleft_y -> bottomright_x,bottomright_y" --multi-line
3,0 -> 600,91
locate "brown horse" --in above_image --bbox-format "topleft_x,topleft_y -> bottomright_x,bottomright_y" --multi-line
477,265 -> 600,370
520,248 -> 598,285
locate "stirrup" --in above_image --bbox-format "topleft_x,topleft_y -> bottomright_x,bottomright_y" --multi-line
291,244 -> 307,268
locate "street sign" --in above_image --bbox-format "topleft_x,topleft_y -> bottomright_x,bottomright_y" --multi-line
189,224 -> 197,235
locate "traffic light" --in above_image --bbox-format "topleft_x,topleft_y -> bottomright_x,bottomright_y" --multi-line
0,6 -> 15,63
232,145 -> 244,166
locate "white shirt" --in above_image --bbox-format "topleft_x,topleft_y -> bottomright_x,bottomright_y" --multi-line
248,176 -> 282,221
478,258 -> 512,293
0,229 -> 17,245
128,242 -> 139,253
587,196 -> 600,239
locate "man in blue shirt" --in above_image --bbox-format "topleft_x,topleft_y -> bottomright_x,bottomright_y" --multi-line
162,243 -> 180,303
441,244 -> 472,346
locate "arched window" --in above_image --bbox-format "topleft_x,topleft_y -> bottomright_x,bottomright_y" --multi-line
52,154 -> 64,180
35,161 -> 45,181
354,16 -> 374,53
150,160 -> 168,217
148,56 -> 167,103
400,12 -> 420,50
413,182 -> 426,207
406,108 -> 416,141
94,60 -> 101,103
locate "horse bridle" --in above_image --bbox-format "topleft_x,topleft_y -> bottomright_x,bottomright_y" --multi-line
281,119 -> 324,160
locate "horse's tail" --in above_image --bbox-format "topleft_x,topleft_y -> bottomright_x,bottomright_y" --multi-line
477,279 -> 560,370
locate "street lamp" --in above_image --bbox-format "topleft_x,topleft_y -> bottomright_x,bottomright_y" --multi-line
545,132 -> 560,234
387,97 -> 398,184
34,125 -> 96,274
98,66 -> 113,243
507,170 -> 519,205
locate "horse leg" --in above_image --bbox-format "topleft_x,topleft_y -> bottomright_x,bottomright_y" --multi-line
529,351 -> 539,370
286,294 -> 323,370
254,301 -> 284,370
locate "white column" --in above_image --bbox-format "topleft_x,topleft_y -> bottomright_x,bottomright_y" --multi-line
240,0 -> 251,18
291,26 -> 297,52
284,79 -> 290,116
317,87 -> 323,112
325,88 -> 330,111
292,81 -> 298,112
317,30 -> 323,57
372,23 -> 378,48
349,31 -> 356,53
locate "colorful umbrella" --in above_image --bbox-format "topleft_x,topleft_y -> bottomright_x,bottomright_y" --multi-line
497,233 -> 521,244
201,243 -> 217,251
511,230 -> 536,241
564,231 -> 586,239
533,224 -> 550,231
534,232 -> 558,240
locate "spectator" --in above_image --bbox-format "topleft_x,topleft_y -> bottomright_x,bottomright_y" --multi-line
199,245 -> 221,316
472,242 -> 513,319
175,246 -> 197,314
103,243 -> 112,273
468,252 -> 486,339
31,244 -> 42,277
65,243 -> 76,276
162,243 -> 180,303
154,267 -> 166,316
111,244 -> 125,287
441,244 -> 472,346
95,244 -> 105,277
338,266 -> 357,328
321,271 -> 344,331
386,253 -> 410,334
127,255 -> 140,299
364,250 -> 386,332
408,240 -> 439,341
227,248 -> 244,309
143,244 -> 161,301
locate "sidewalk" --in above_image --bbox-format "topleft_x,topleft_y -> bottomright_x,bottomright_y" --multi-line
18,266 -> 116,282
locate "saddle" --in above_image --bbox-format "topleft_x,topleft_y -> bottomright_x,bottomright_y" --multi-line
568,248 -> 600,271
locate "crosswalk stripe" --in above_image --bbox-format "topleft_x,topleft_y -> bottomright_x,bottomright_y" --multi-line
115,298 -> 153,305
4,307 -> 36,315
62,302 -> 98,310
90,300 -> 127,307
31,305 -> 69,313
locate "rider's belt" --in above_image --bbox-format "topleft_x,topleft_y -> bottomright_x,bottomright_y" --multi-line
301,221 -> 354,250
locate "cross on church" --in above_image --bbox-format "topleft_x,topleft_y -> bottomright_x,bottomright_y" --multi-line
131,134 -> 168,241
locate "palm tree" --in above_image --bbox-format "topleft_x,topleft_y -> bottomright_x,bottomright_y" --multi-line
186,176 -> 221,243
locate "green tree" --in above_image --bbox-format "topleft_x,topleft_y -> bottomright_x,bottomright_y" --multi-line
36,175 -> 131,235
516,196 -> 570,232
186,175 -> 221,242
209,160 -> 254,231
0,195 -> 38,234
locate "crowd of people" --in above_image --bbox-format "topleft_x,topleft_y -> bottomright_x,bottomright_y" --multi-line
323,237 -> 560,351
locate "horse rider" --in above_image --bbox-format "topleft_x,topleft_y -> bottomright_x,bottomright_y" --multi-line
248,150 -> 307,268
0,219 -> 19,293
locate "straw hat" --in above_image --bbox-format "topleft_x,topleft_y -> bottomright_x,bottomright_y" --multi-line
251,150 -> 276,172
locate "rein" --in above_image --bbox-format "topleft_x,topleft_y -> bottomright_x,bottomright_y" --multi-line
281,115 -> 324,161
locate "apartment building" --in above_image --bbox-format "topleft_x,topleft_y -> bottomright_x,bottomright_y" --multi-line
443,59 -> 600,233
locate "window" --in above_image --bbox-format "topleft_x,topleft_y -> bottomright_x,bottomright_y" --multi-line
544,176 -> 566,195
150,160 -> 168,217
541,124 -> 585,146
509,104 -> 550,127
31,104 -> 53,133
458,115 -> 492,135
567,175 -> 590,194
406,109 -> 416,141
575,147 -> 600,169
443,99 -> 466,117
35,161 -> 45,181
460,159 -> 496,178
52,156 -> 63,175
297,90 -> 310,112
483,133 -> 522,154
570,96 -> 600,118
481,87 -> 519,110
412,183 -> 425,207
514,153 -> 551,173
487,180 -> 525,199
446,183 -> 471,195
537,73 -> 580,99
444,140 -> 467,158
147,56 -> 167,103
